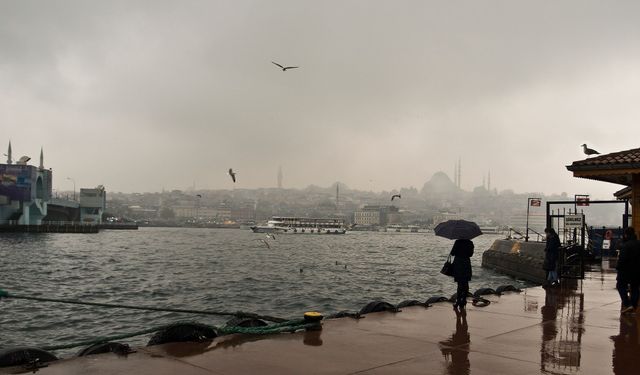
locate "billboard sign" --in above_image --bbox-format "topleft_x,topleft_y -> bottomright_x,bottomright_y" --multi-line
0,165 -> 33,201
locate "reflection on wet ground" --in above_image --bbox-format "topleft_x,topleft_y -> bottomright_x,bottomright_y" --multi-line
540,279 -> 584,373
439,309 -> 470,375
611,314 -> 640,375
16,259 -> 637,375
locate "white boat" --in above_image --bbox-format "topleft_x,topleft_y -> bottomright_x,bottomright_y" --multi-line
478,226 -> 503,234
250,216 -> 347,234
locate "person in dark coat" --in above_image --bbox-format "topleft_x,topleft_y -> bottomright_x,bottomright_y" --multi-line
543,228 -> 561,286
450,239 -> 474,310
616,227 -> 640,314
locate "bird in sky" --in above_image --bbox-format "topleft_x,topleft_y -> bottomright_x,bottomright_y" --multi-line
271,61 -> 299,71
266,233 -> 276,240
258,239 -> 271,249
391,194 -> 402,201
228,168 -> 236,183
581,144 -> 600,156
196,194 -> 202,198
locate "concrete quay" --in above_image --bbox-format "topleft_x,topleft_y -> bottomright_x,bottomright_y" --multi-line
3,261 -> 634,375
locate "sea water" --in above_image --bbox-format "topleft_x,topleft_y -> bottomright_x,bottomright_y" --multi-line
0,228 -> 530,355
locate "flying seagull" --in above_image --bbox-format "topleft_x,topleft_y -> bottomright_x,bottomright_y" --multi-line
581,144 -> 600,156
271,61 -> 299,71
391,194 -> 401,201
266,233 -> 276,240
228,168 -> 236,183
258,239 -> 271,249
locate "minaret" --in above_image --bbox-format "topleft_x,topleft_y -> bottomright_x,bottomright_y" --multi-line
39,147 -> 44,169
453,162 -> 458,187
277,166 -> 283,189
487,170 -> 491,191
6,141 -> 12,164
482,175 -> 486,189
457,158 -> 462,189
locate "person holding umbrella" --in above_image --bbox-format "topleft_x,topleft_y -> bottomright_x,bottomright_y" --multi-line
435,220 -> 482,311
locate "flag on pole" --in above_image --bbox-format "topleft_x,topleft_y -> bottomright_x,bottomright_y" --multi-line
530,198 -> 541,207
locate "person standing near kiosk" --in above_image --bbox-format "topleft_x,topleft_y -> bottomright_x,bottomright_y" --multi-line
616,227 -> 640,314
543,228 -> 561,287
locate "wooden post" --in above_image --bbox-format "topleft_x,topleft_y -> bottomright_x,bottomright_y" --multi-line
633,174 -> 640,234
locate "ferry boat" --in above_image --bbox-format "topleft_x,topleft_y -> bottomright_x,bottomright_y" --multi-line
250,216 -> 347,234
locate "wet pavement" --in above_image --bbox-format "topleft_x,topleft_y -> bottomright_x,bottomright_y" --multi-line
3,261 -> 637,374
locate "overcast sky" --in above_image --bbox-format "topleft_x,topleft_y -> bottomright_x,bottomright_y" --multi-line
2,1 -> 640,198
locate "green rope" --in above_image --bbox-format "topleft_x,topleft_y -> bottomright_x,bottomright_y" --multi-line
0,289 -> 286,323
220,322 -> 319,335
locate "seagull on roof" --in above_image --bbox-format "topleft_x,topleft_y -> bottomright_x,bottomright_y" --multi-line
271,61 -> 299,71
581,144 -> 600,157
391,194 -> 401,201
228,168 -> 236,183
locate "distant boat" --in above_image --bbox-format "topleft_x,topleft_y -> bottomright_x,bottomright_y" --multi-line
478,226 -> 503,234
384,224 -> 421,233
250,216 -> 347,234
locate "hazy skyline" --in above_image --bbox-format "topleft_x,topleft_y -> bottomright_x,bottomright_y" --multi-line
2,1 -> 640,198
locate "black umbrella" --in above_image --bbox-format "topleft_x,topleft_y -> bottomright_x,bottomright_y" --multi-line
434,220 -> 483,240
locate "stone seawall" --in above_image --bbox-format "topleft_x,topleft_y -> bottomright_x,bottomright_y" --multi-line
481,239 -> 546,284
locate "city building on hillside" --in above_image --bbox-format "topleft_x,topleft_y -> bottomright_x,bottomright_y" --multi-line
432,212 -> 463,226
354,205 -> 399,226
232,201 -> 256,222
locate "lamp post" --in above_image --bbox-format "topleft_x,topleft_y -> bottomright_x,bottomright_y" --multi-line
66,177 -> 76,201
526,197 -> 542,242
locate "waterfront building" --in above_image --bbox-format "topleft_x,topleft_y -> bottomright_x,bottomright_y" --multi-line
79,186 -> 106,224
354,205 -> 399,226
231,201 -> 256,222
0,143 -> 52,225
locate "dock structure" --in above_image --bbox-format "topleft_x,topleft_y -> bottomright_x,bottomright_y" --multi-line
0,222 -> 99,233
14,261 -> 633,374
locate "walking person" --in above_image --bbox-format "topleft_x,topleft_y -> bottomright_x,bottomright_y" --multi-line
543,228 -> 561,287
434,219 -> 482,313
616,227 -> 640,314
450,239 -> 474,310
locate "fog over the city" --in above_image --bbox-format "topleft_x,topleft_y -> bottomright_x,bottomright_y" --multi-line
2,1 -> 640,198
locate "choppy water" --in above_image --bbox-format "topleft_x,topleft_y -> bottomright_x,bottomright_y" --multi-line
0,228 -> 530,356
